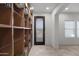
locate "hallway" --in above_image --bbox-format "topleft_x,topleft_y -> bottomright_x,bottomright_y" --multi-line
29,45 -> 79,56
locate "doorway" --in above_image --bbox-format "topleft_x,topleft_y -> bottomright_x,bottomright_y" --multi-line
34,16 -> 45,45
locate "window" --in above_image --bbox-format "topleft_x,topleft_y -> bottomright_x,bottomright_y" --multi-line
77,21 -> 79,38
64,21 -> 75,38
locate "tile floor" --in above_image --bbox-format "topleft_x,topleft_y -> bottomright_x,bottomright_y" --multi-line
29,45 -> 79,56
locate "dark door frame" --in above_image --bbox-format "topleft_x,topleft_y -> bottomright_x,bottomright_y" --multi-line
34,16 -> 45,45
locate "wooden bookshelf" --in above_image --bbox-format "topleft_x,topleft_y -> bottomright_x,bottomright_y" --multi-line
0,3 -> 32,56
0,24 -> 12,28
13,26 -> 25,29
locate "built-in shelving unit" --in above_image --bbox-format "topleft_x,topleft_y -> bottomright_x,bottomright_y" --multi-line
0,3 -> 32,56
24,3 -> 32,56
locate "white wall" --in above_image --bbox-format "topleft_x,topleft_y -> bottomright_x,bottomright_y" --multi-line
59,13 -> 79,45
32,13 -> 52,46
51,4 -> 65,48
32,4 -> 68,48
51,4 -> 69,48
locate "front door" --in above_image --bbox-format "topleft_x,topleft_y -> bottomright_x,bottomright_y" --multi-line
34,16 -> 45,45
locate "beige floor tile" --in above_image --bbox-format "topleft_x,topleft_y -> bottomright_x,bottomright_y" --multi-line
28,45 -> 79,56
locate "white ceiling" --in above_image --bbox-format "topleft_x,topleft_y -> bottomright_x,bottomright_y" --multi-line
30,3 -> 79,13
63,3 -> 79,13
30,3 -> 59,13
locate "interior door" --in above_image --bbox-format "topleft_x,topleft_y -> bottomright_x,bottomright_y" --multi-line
34,16 -> 45,45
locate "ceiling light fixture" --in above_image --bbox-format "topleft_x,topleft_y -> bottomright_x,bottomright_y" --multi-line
30,7 -> 34,10
46,7 -> 49,10
65,7 -> 69,10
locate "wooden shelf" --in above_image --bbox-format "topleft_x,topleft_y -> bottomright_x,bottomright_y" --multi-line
13,26 -> 32,29
0,3 -> 32,56
0,24 -> 12,28
24,27 -> 32,29
25,4 -> 32,55
13,26 -> 25,29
